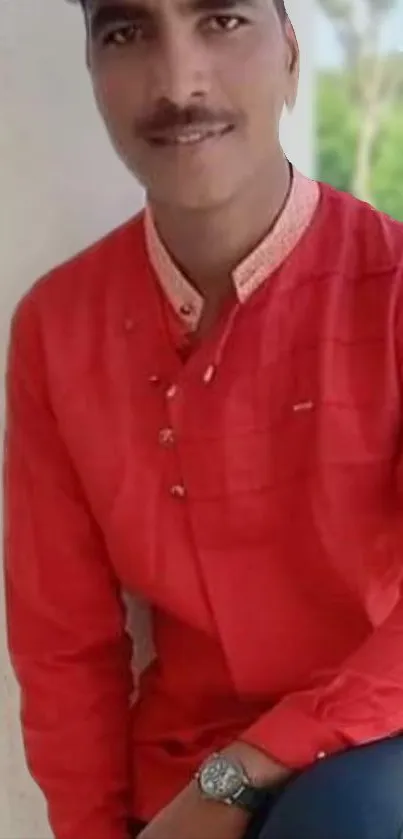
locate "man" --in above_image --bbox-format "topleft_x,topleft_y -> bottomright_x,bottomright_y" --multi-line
4,0 -> 403,837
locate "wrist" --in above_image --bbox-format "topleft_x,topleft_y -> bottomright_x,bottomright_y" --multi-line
194,746 -> 290,819
189,779 -> 251,828
222,741 -> 292,787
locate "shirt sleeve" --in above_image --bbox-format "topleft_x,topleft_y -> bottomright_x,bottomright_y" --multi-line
3,294 -> 134,839
240,544 -> 403,769
241,276 -> 403,771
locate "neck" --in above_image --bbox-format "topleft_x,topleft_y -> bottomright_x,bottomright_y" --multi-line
148,150 -> 291,307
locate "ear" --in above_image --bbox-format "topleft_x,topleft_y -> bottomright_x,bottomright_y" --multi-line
283,19 -> 299,112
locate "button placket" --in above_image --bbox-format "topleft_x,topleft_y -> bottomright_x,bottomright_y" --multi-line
161,379 -> 187,499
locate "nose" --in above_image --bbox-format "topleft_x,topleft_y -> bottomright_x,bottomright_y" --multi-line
149,28 -> 211,108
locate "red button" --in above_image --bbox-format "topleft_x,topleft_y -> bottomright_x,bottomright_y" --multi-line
159,428 -> 175,446
170,484 -> 186,499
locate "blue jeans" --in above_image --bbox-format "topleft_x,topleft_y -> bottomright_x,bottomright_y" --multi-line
245,736 -> 403,839
129,736 -> 403,839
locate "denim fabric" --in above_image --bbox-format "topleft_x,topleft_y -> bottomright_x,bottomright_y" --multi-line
251,736 -> 403,839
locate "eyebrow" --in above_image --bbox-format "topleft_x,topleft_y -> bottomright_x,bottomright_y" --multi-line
88,3 -> 152,39
88,0 -> 257,38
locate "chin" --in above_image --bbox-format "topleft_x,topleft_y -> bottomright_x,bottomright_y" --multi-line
146,174 -> 244,213
120,137 -> 249,210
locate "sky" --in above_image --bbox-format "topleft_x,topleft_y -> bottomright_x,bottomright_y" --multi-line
315,2 -> 403,68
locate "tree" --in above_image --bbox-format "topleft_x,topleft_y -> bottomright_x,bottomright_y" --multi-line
316,71 -> 357,191
372,107 -> 403,221
317,53 -> 403,220
317,0 -> 399,203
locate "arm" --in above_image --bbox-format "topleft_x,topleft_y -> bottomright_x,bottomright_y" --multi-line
237,289 -> 403,777
237,592 -> 403,773
132,606 -> 403,839
3,295 -> 134,839
238,542 -> 403,774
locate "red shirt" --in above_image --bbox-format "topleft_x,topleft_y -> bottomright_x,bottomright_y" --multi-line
5,182 -> 403,839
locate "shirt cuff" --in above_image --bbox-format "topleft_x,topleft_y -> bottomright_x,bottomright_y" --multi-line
240,702 -> 347,770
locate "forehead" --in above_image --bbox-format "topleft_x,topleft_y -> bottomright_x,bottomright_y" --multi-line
86,0 -> 265,18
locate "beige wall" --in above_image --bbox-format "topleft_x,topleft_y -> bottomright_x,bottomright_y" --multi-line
0,1 -> 314,835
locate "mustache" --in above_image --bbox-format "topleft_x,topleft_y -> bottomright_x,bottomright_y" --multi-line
136,102 -> 236,136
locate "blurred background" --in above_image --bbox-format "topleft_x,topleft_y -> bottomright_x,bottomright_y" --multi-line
316,0 -> 403,219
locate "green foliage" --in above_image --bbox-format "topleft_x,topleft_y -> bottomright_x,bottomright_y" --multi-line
372,109 -> 403,221
316,72 -> 357,192
316,62 -> 403,221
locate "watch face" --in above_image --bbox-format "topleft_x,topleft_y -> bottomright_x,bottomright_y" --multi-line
199,756 -> 244,801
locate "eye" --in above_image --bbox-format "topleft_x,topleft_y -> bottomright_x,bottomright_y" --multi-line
203,15 -> 247,33
102,23 -> 143,47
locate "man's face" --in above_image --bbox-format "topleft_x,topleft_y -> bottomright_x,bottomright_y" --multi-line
85,0 -> 299,209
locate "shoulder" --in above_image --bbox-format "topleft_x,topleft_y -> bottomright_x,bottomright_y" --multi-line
11,212 -> 147,341
317,182 -> 403,275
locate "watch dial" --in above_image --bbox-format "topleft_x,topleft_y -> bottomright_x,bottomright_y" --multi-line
200,757 -> 243,800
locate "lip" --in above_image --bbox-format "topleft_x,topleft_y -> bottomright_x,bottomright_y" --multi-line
146,124 -> 234,148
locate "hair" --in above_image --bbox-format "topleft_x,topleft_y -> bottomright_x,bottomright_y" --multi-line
274,0 -> 287,20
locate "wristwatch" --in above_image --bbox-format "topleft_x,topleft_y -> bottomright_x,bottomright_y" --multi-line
195,752 -> 278,815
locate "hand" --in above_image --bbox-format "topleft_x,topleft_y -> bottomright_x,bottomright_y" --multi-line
138,781 -> 250,839
138,744 -> 291,839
